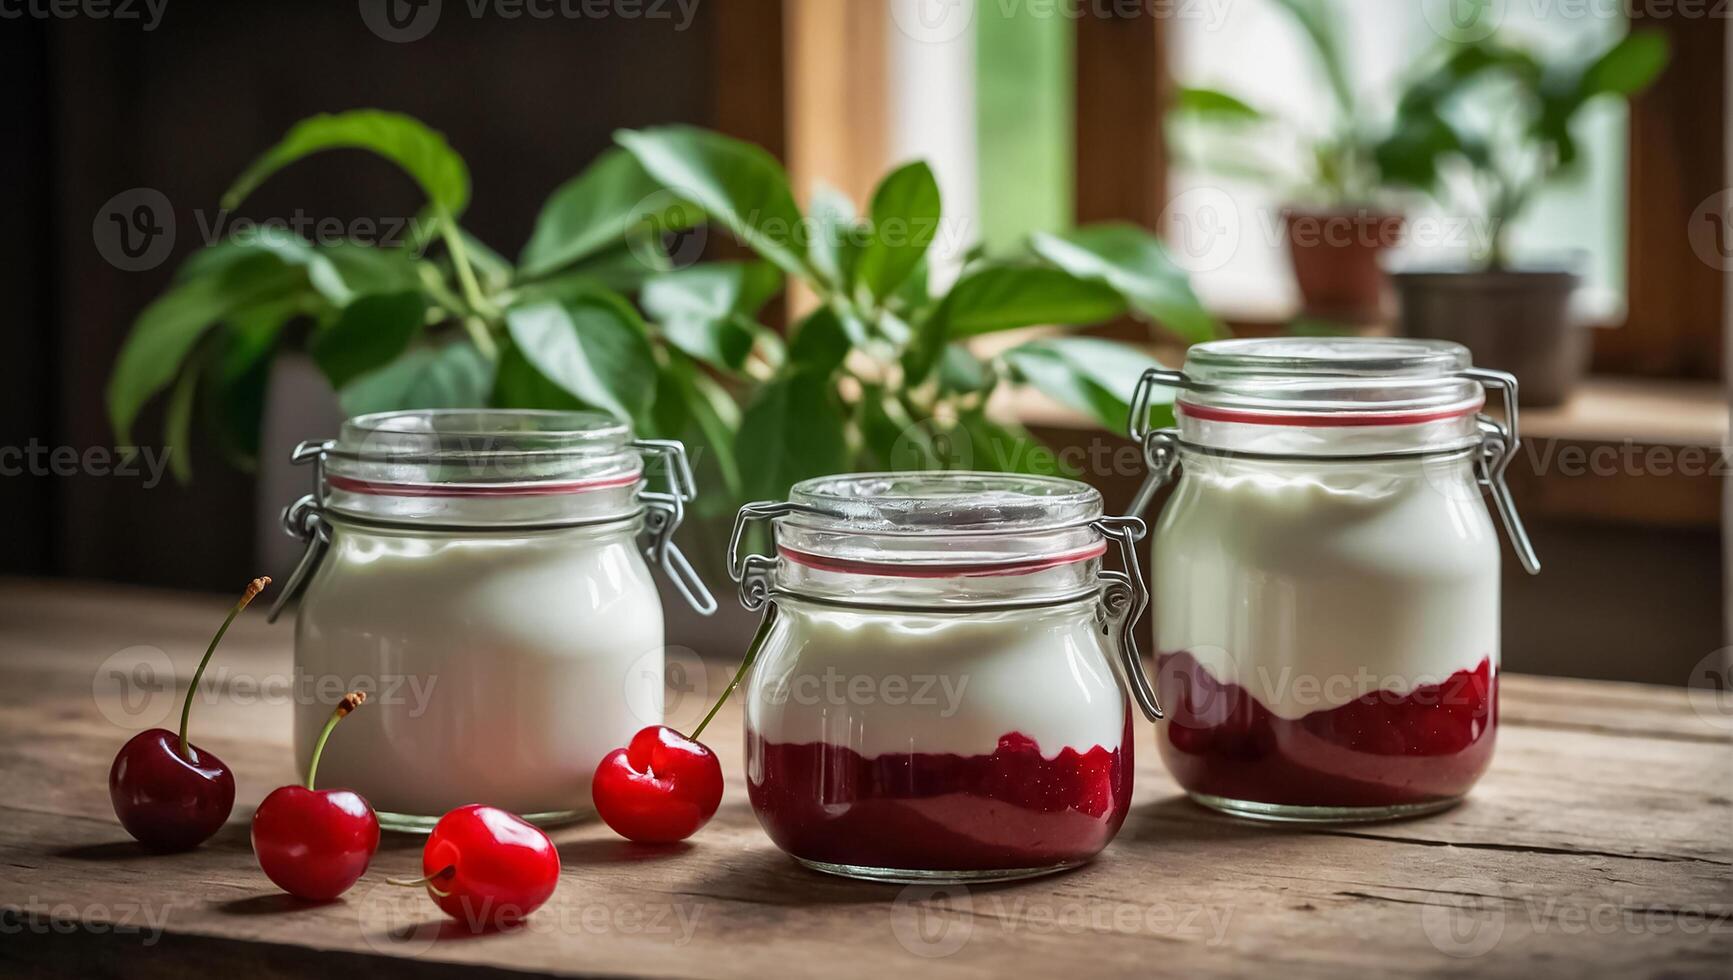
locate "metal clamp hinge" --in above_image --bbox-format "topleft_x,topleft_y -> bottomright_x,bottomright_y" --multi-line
1464,369 -> 1541,575
1093,516 -> 1163,721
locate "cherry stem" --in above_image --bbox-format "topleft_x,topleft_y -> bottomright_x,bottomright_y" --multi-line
689,609 -> 775,743
178,576 -> 270,760
305,691 -> 367,791
387,866 -> 456,897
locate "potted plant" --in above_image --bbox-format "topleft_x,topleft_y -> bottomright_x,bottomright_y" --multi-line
105,110 -> 1216,638
1169,0 -> 1406,325
1377,31 -> 1669,405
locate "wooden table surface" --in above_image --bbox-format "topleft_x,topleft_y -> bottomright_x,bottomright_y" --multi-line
2,580 -> 1729,978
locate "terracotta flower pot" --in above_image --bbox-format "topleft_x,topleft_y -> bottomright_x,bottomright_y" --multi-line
1391,268 -> 1585,407
1281,206 -> 1405,325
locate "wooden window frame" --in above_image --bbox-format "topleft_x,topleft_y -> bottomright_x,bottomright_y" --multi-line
1071,9 -> 1727,379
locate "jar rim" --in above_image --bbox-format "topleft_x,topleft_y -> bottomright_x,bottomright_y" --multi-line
1176,338 -> 1483,422
785,471 -> 1102,535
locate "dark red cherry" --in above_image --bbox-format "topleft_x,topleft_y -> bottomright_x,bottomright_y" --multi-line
108,577 -> 268,851
593,725 -> 724,844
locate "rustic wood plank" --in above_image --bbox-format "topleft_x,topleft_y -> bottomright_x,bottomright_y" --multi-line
0,581 -> 1728,978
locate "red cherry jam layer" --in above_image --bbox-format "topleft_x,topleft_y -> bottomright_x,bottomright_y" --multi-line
1157,651 -> 1496,809
747,721 -> 1133,873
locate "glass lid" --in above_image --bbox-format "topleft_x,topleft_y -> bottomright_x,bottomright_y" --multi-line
1174,337 -> 1484,422
785,472 -> 1102,534
772,472 -> 1107,580
329,409 -> 638,490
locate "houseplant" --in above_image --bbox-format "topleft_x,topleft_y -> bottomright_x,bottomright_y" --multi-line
106,110 -> 1216,568
1377,31 -> 1669,405
1169,0 -> 1405,324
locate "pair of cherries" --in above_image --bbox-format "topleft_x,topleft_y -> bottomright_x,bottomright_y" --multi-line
106,578 -> 558,925
108,578 -> 381,900
258,696 -> 559,927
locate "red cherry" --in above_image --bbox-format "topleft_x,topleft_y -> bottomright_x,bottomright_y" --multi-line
252,692 -> 380,900
108,729 -> 234,852
413,805 -> 559,930
593,725 -> 723,843
109,576 -> 267,851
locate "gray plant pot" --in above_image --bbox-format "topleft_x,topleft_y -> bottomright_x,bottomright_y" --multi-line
1392,269 -> 1585,406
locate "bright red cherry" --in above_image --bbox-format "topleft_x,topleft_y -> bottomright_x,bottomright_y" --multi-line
252,691 -> 380,901
109,576 -> 268,851
408,805 -> 560,930
593,725 -> 724,843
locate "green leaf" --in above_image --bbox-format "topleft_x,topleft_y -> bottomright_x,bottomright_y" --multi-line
1030,225 -> 1219,343
1172,87 -> 1267,123
938,344 -> 991,394
1580,31 -> 1669,100
956,413 -> 1068,476
1003,336 -> 1171,433
906,264 -> 1126,379
944,266 -> 1128,336
735,368 -> 849,501
853,161 -> 942,301
308,291 -> 427,389
107,255 -> 305,444
515,241 -> 673,303
857,388 -> 929,470
641,262 -> 781,372
519,148 -> 703,279
786,307 -> 852,374
319,242 -> 423,294
807,183 -> 861,290
163,350 -> 204,484
178,230 -> 351,305
661,354 -> 742,497
338,341 -> 492,417
492,342 -> 588,412
504,299 -> 658,424
615,125 -> 808,277
204,295 -> 301,468
222,110 -> 470,217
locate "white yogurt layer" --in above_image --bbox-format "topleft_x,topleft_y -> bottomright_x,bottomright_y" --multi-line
1154,459 -> 1499,721
296,528 -> 664,817
745,603 -> 1126,760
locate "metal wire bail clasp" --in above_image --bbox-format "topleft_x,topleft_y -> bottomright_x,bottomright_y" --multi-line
1127,368 -> 1188,520
266,439 -> 336,624
632,439 -> 717,615
1463,368 -> 1542,575
727,501 -> 805,611
1093,516 -> 1163,721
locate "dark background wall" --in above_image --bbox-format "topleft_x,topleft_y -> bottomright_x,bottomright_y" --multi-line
3,4 -> 726,591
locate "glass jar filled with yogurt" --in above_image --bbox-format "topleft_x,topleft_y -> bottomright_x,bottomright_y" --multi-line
270,410 -> 714,832
727,473 -> 1162,883
1128,338 -> 1540,823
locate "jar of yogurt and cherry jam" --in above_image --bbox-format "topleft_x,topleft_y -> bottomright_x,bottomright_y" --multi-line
269,410 -> 714,832
1128,338 -> 1541,823
728,473 -> 1162,883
